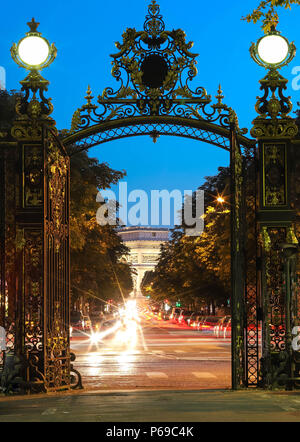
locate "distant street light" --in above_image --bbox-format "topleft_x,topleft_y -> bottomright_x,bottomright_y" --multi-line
216,195 -> 225,204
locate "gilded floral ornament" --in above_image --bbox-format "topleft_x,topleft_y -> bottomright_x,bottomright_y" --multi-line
66,1 -> 247,140
251,69 -> 298,139
261,226 -> 272,252
46,139 -> 69,251
286,227 -> 299,245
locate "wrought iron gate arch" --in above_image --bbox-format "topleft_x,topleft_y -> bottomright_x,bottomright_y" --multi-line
63,115 -> 255,154
62,114 -> 258,390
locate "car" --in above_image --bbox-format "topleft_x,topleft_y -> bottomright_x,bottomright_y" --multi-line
222,318 -> 231,337
101,319 -> 119,330
151,306 -> 160,316
191,314 -> 205,328
178,309 -> 194,325
187,312 -> 203,327
89,312 -> 103,329
82,315 -> 92,331
214,316 -> 231,337
162,310 -> 172,321
70,311 -> 84,330
169,308 -> 181,322
195,315 -> 206,329
197,316 -> 222,331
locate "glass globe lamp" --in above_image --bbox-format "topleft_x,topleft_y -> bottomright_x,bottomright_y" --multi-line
250,29 -> 295,69
11,18 -> 57,71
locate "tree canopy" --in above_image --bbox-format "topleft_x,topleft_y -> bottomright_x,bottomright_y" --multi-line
242,0 -> 300,32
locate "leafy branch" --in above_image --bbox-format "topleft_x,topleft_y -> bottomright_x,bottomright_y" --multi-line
242,0 -> 300,32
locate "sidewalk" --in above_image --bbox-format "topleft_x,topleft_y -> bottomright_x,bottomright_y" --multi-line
1,388 -> 300,422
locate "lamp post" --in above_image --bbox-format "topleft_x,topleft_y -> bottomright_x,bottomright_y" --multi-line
0,21 -> 79,393
250,27 -> 299,389
216,195 -> 226,205
10,18 -> 57,132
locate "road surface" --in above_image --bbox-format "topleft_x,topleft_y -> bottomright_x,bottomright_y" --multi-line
71,314 -> 231,391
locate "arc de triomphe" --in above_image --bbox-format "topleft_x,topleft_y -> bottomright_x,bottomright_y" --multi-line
118,227 -> 169,298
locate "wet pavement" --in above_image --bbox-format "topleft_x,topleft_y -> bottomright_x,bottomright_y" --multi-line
1,389 -> 300,422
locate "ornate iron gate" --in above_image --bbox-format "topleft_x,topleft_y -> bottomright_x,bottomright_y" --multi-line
1,0 -> 299,394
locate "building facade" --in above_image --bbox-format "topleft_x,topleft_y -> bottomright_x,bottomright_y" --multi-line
118,227 -> 169,298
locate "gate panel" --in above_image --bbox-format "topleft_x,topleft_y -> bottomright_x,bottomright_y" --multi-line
230,125 -> 246,389
257,139 -> 298,389
244,146 -> 260,387
0,143 -> 18,384
0,147 -> 5,369
44,129 -> 71,391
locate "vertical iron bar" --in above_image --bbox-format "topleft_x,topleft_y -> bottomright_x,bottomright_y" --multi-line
230,124 -> 245,390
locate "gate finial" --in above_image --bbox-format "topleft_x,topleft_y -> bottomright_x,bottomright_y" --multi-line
144,0 -> 165,37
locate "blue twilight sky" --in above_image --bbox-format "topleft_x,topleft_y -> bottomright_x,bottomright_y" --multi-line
1,0 -> 300,226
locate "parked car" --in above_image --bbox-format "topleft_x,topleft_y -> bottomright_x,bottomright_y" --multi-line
162,310 -> 172,321
187,312 -> 203,327
195,315 -> 206,329
214,316 -> 231,337
151,306 -> 160,317
191,314 -> 205,328
169,307 -> 181,322
82,315 -> 92,331
101,318 -> 120,330
70,311 -> 84,330
223,318 -> 231,337
178,309 -> 194,325
197,316 -> 222,331
89,312 -> 103,329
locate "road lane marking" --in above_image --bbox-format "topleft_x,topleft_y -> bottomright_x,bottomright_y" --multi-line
169,356 -> 231,361
41,408 -> 57,415
193,372 -> 217,379
146,372 -> 168,378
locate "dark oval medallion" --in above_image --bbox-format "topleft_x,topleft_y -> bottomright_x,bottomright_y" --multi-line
141,54 -> 169,89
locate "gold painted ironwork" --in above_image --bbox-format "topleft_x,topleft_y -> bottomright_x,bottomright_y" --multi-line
251,70 -> 298,139
262,143 -> 287,207
65,0 -> 247,150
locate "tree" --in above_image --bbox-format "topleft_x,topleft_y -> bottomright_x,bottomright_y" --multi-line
67,148 -> 133,308
148,203 -> 231,312
242,0 -> 300,32
0,90 -> 22,131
